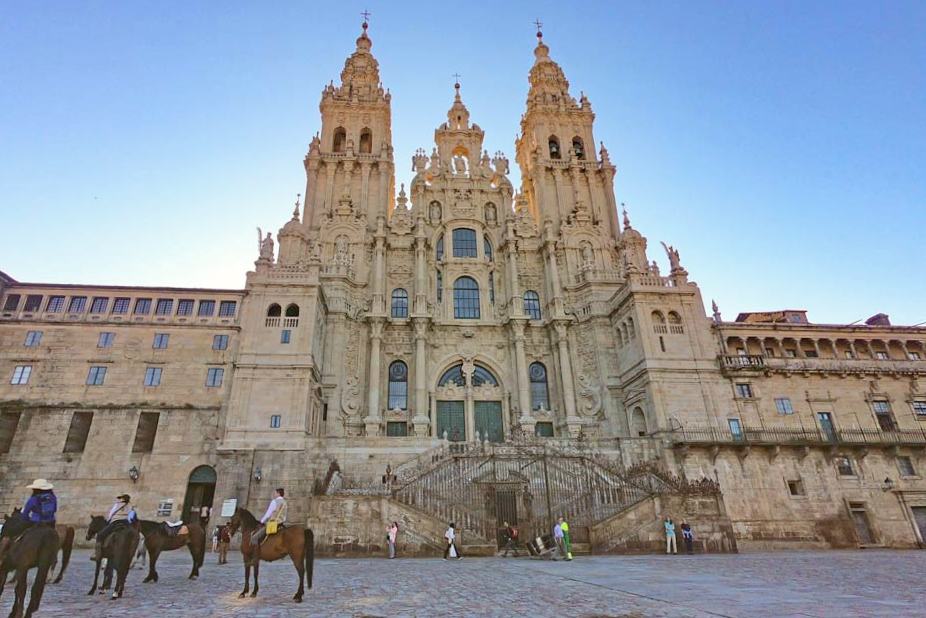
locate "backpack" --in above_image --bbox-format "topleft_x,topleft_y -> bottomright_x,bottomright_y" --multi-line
510,527 -> 519,539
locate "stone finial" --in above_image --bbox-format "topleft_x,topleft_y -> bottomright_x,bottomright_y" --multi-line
621,203 -> 631,229
712,300 -> 722,323
396,183 -> 408,210
292,194 -> 301,220
599,142 -> 611,165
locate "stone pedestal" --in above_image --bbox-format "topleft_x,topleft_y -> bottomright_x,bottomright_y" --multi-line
411,414 -> 430,437
363,416 -> 382,436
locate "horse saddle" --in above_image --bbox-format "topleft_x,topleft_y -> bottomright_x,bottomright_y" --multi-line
161,522 -> 189,537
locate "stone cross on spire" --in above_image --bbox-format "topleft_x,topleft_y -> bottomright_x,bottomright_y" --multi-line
361,9 -> 371,27
534,18 -> 543,38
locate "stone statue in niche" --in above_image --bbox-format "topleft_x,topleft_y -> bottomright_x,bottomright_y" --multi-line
334,235 -> 351,266
429,201 -> 442,224
453,154 -> 467,175
485,202 -> 497,225
581,243 -> 594,268
257,228 -> 275,261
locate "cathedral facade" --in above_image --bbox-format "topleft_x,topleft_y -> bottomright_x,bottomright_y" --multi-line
2,24 -> 926,553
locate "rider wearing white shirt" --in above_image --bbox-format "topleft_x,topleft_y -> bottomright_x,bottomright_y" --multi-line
253,487 -> 287,546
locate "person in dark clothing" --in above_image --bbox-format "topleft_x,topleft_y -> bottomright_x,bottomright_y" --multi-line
501,521 -> 520,557
681,520 -> 694,555
21,479 -> 58,527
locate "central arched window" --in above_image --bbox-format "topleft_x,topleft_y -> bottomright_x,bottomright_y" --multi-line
529,362 -> 549,410
391,289 -> 408,318
267,303 -> 282,317
523,291 -> 542,320
472,364 -> 498,387
359,128 -> 372,154
484,236 -> 493,260
332,127 -> 346,153
452,228 -> 477,258
387,361 -> 408,410
438,364 -> 465,387
436,234 -> 444,261
453,277 -> 480,319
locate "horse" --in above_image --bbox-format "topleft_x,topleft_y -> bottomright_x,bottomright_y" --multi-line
5,508 -> 74,585
85,515 -> 140,599
0,512 -> 59,618
226,508 -> 313,602
137,520 -> 205,583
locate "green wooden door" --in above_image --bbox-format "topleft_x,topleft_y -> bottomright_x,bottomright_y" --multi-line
474,401 -> 504,443
437,401 -> 465,441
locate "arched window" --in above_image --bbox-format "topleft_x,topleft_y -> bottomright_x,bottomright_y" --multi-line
668,311 -> 684,333
453,277 -> 480,319
484,236 -> 493,260
438,364 -> 465,387
572,136 -> 585,160
452,228 -> 477,258
631,407 -> 647,436
436,234 -> 444,261
548,136 -> 561,160
523,291 -> 542,320
472,364 -> 498,386
529,362 -> 549,410
387,361 -> 408,410
332,127 -> 346,153
266,303 -> 282,317
436,270 -> 443,303
652,310 -> 666,333
391,288 -> 409,318
359,128 -> 372,154
285,304 -> 300,317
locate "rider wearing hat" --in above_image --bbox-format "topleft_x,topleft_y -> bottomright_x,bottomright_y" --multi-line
93,493 -> 137,561
21,479 -> 57,527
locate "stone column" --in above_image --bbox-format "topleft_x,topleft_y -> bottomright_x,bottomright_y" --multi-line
511,319 -> 534,431
411,319 -> 430,436
600,165 -> 621,241
506,232 -> 521,310
554,321 -> 581,435
364,318 -> 385,436
414,228 -> 428,315
372,216 -> 386,314
462,360 -> 475,441
543,226 -> 565,316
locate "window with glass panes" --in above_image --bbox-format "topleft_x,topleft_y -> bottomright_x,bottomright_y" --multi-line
523,291 -> 541,320
90,297 -> 109,313
898,456 -> 917,477
112,297 -> 130,314
46,296 -> 65,312
11,366 -> 31,385
735,383 -> 753,398
24,331 -> 42,347
391,289 -> 408,318
435,235 -> 444,261
529,362 -> 549,410
775,397 -> 794,414
387,361 -> 408,410
386,421 -> 408,437
67,296 -> 87,313
23,295 -> 43,312
86,366 -> 106,385
453,277 -> 480,319
134,298 -> 152,314
913,401 -> 926,417
218,301 -> 237,317
198,300 -> 215,316
152,333 -> 169,349
97,332 -> 115,348
3,294 -> 20,311
483,236 -> 492,260
206,367 -> 224,387
270,415 -> 281,428
212,335 -> 228,350
155,299 -> 173,315
177,299 -> 194,315
144,367 -> 162,386
835,456 -> 854,476
452,228 -> 477,257
280,329 -> 291,344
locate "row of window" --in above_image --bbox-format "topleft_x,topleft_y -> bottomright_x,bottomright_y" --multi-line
21,330 -> 231,351
10,364 -> 225,388
2,294 -> 237,318
0,410 -> 161,455
331,126 -> 373,154
435,229 -> 492,261
548,135 -> 586,161
737,385 -> 926,424
394,278 -> 542,321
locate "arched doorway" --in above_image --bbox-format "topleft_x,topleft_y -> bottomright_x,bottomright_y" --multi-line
435,362 -> 504,442
182,465 -> 216,524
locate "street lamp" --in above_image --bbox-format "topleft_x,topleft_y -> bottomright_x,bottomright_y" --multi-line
882,477 -> 895,492
253,466 -> 263,483
128,465 -> 140,483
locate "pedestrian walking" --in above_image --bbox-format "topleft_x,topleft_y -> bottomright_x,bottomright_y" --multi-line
443,522 -> 462,560
559,516 -> 573,561
217,524 -> 231,564
681,520 -> 694,555
211,525 -> 219,553
553,519 -> 565,559
664,516 -> 677,555
501,521 -> 520,557
387,521 -> 398,559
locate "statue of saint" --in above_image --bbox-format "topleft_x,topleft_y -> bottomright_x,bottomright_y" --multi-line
257,228 -> 274,261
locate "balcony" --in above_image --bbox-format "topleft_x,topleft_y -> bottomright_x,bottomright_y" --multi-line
720,355 -> 766,371
719,354 -> 924,376
670,425 -> 926,448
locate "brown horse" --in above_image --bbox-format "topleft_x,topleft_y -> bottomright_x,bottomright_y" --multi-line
226,508 -> 313,602
138,520 -> 205,583
0,512 -> 60,618
6,508 -> 74,585
85,515 -> 140,600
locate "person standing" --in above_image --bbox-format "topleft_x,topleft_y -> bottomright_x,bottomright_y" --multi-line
553,519 -> 565,559
21,479 -> 57,527
559,516 -> 573,561
387,521 -> 398,559
217,524 -> 231,564
664,516 -> 677,555
501,522 -> 520,557
211,525 -> 219,553
443,522 -> 462,560
200,504 -> 211,528
681,520 -> 694,555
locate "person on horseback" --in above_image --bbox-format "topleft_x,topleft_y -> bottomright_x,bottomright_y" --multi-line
21,479 -> 57,528
252,488 -> 287,547
93,494 -> 136,561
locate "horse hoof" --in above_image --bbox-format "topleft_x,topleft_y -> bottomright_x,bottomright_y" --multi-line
250,592 -> 257,598
87,590 -> 96,596
294,596 -> 303,603
238,593 -> 246,599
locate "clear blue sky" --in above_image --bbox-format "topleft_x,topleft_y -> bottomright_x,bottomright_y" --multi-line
2,2 -> 924,325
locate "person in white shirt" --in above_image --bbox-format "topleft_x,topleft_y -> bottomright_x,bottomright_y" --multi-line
443,522 -> 462,560
252,487 -> 287,546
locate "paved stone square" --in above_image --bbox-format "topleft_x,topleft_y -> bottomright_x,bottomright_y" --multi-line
2,549 -> 925,617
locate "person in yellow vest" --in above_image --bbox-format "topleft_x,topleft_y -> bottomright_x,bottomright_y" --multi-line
558,516 -> 573,561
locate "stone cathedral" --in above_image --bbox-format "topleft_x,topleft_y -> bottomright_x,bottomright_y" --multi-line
3,23 -> 926,555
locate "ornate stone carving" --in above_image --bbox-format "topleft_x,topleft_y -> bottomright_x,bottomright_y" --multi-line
341,374 -> 361,418
577,373 -> 602,417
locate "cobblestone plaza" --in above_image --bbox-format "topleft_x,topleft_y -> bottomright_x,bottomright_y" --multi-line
3,549 -> 924,617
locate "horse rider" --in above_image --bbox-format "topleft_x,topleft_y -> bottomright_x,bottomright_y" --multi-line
252,487 -> 287,547
93,493 -> 137,561
21,479 -> 58,528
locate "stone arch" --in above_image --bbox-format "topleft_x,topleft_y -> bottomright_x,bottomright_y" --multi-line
284,303 -> 299,317
667,311 -> 683,333
332,127 -> 346,153
266,303 -> 282,317
548,135 -> 561,159
359,127 -> 372,154
572,136 -> 585,160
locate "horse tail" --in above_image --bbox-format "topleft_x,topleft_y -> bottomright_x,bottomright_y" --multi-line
56,526 -> 75,582
304,528 -> 314,589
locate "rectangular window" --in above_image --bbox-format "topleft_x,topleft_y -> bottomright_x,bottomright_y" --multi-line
212,334 -> 229,350
155,298 -> 173,315
897,456 -> 916,477
386,421 -> 408,437
63,411 -> 93,453
90,297 -> 109,313
206,367 -> 224,387
281,329 -> 291,344
134,298 -> 152,314
775,397 -> 794,415
3,294 -> 21,311
0,411 -> 22,454
728,418 -> 744,440
198,300 -> 215,316
132,412 -> 160,453
735,383 -> 753,399
177,299 -> 194,316
152,333 -> 169,349
787,480 -> 805,496
24,330 -> 42,347
452,228 -> 478,257
876,351 -> 889,360
218,300 -> 237,317
112,297 -> 130,314
156,500 -> 174,517
143,366 -> 162,387
270,414 -> 282,429
535,422 -> 554,438
912,401 -> 926,417
23,295 -> 43,312
97,332 -> 115,348
86,366 -> 107,385
10,365 -> 32,385
871,400 -> 896,431
67,296 -> 87,313
46,296 -> 65,312
835,456 -> 854,476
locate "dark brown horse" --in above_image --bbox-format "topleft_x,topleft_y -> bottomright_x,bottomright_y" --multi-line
226,508 -> 313,602
138,520 -> 205,582
6,508 -> 74,585
0,512 -> 60,618
85,515 -> 139,599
